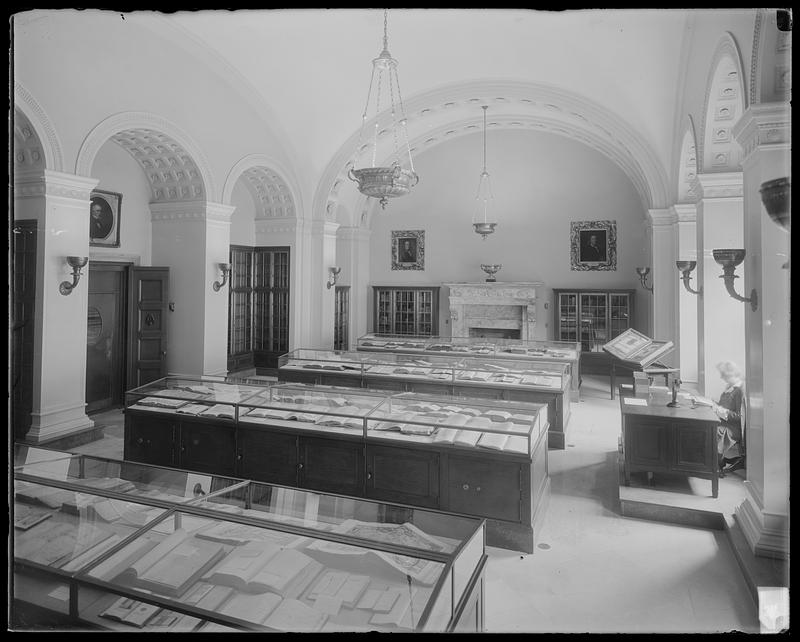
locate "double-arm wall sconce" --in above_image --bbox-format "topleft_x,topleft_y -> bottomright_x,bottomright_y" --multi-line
675,261 -> 701,295
635,267 -> 653,292
59,256 -> 89,295
213,263 -> 231,292
712,249 -> 758,311
327,266 -> 342,289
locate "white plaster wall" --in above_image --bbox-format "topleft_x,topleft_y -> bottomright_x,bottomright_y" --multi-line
367,129 -> 648,340
89,141 -> 152,264
229,181 -> 256,246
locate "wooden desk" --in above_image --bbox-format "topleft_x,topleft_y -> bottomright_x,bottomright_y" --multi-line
618,388 -> 719,498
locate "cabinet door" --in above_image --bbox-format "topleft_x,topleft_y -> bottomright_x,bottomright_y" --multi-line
626,418 -> 669,469
556,291 -> 578,343
446,455 -> 521,522
299,436 -> 365,496
579,292 -> 608,351
609,292 -> 632,340
124,412 -> 176,467
178,418 -> 236,475
237,427 -> 299,486
672,423 -> 715,473
366,444 -> 440,508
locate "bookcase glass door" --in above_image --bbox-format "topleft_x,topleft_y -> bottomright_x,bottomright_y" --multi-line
334,286 -> 350,351
579,293 -> 608,352
227,246 -> 253,372
556,292 -> 578,344
254,248 -> 290,369
373,287 -> 439,336
609,292 -> 631,339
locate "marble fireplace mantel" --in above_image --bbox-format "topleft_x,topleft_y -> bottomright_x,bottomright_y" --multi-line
444,282 -> 544,340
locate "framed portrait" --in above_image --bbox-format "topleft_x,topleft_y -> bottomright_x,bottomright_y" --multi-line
391,230 -> 425,271
89,189 -> 122,248
570,219 -> 616,271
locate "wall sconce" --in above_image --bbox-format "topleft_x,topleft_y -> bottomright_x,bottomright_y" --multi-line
59,256 -> 89,296
326,266 -> 341,290
635,267 -> 653,292
712,249 -> 758,311
212,263 -> 231,292
759,177 -> 790,231
675,260 -> 701,295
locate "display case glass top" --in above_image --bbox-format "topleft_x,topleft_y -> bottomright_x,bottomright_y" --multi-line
357,333 -> 580,360
13,451 -> 486,632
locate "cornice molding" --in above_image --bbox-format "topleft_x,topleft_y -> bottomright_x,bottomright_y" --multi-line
647,209 -> 678,227
691,172 -> 744,199
673,203 -> 698,223
732,102 -> 791,161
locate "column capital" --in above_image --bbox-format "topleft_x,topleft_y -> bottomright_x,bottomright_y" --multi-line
732,102 -> 791,162
15,170 -> 99,200
647,208 -> 677,227
673,202 -> 697,223
690,172 -> 743,199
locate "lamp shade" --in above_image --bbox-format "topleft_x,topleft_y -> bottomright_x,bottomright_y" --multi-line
759,177 -> 790,230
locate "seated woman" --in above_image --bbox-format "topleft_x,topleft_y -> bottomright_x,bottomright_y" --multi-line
710,361 -> 745,476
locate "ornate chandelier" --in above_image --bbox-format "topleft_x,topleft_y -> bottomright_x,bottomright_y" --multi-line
348,9 -> 418,210
472,105 -> 497,240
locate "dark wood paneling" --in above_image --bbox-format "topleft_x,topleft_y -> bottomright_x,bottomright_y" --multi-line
446,455 -> 521,522
179,418 -> 237,475
298,436 -> 364,496
237,427 -> 299,486
11,220 -> 36,439
366,444 -> 440,508
124,412 -> 176,467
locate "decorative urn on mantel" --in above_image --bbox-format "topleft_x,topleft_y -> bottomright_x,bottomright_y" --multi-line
444,281 -> 544,341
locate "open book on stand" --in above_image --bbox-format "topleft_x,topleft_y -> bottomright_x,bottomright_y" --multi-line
602,328 -> 675,368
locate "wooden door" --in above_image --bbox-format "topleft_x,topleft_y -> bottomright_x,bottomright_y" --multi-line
237,427 -> 299,485
178,418 -> 237,475
127,267 -> 169,388
446,454 -> 521,522
366,443 -> 440,508
86,263 -> 126,414
298,435 -> 365,496
11,220 -> 36,439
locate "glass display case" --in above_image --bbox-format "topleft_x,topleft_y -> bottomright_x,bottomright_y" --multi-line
122,377 -> 551,552
277,349 -> 571,448
12,448 -> 486,632
278,349 -> 570,393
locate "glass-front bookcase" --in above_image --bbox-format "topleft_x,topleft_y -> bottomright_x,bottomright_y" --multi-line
553,289 -> 634,353
372,287 -> 439,336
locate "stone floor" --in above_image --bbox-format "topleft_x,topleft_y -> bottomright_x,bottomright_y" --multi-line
68,374 -> 768,633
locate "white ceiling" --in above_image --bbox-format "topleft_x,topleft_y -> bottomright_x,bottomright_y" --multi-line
147,9 -> 694,198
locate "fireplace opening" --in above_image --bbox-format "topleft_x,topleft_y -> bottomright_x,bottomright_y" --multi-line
468,327 -> 521,340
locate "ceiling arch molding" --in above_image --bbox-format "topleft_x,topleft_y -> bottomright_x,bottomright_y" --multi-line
14,82 -> 64,173
315,80 -> 671,229
677,116 -> 699,203
223,154 -> 301,219
699,33 -> 747,173
75,111 -> 215,203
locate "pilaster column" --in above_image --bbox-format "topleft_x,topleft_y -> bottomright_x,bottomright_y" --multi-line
690,172 -> 745,400
15,170 -> 98,442
674,203 -> 699,385
338,226 -> 373,346
731,102 -> 790,559
647,209 -> 678,364
150,201 -> 235,376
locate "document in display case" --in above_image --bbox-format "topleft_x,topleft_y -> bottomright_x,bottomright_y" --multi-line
12,448 -> 486,633
277,348 -> 571,448
357,333 -> 581,393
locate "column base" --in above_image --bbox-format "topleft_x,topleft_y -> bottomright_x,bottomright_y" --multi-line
734,482 -> 790,560
25,405 -> 96,447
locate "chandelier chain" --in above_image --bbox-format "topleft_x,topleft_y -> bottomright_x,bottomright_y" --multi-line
383,9 -> 388,51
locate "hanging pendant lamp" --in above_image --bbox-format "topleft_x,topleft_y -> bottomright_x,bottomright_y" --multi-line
472,105 -> 498,239
348,9 -> 418,210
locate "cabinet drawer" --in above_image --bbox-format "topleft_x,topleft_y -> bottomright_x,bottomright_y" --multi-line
299,436 -> 365,496
124,412 -> 176,467
238,427 -> 299,486
366,444 -> 439,508
446,455 -> 521,522
179,419 -> 236,475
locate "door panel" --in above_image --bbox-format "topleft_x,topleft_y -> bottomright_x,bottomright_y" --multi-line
366,444 -> 439,508
299,436 -> 364,496
237,427 -> 299,485
86,265 -> 125,413
128,267 -> 169,388
11,220 -> 36,438
447,455 -> 521,522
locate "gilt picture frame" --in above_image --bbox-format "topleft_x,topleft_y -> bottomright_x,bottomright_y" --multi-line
570,219 -> 616,271
391,230 -> 425,270
89,189 -> 122,248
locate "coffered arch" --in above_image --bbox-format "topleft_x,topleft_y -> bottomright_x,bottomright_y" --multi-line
13,82 -> 64,173
677,116 -> 699,203
700,33 -> 747,173
223,154 -> 300,219
315,80 -> 671,229
75,112 -> 215,203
